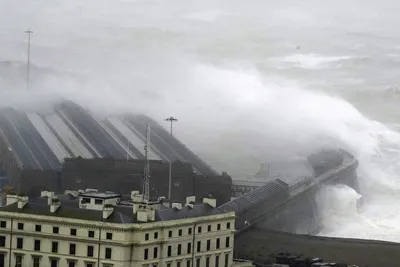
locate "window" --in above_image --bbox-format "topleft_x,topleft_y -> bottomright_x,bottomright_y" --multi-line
15,255 -> 22,267
68,261 -> 75,267
197,226 -> 202,233
207,225 -> 211,232
82,197 -> 91,204
34,239 -> 41,251
87,245 -> 94,257
226,237 -> 230,248
88,230 -> 95,238
177,262 -> 181,267
70,243 -> 76,255
106,232 -> 113,240
167,263 -> 171,267
86,263 -> 94,267
153,247 -> 158,258
168,230 -> 172,237
188,228 -> 192,235
187,243 -> 191,254
94,199 -> 103,205
226,222 -> 231,229
216,238 -> 220,249
186,260 -> 191,267
145,233 -> 149,241
197,241 -> 201,252
207,239 -> 211,251
0,236 -> 5,247
154,232 -> 158,239
17,223 -> 23,230
196,258 -> 200,267
0,221 -> 6,228
177,244 -> 182,255
215,255 -> 220,267
217,224 -> 221,231
105,247 -> 112,259
52,242 -> 58,253
178,229 -> 182,236
16,237 -> 23,249
224,254 -> 229,267
206,257 -> 210,267
167,245 -> 172,257
51,259 -> 58,267
53,227 -> 59,234
144,248 -> 149,260
35,225 -> 41,232
33,256 -> 40,267
70,228 -> 77,236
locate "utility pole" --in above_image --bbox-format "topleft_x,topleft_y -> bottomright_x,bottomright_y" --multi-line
164,116 -> 178,203
142,125 -> 151,207
25,29 -> 33,90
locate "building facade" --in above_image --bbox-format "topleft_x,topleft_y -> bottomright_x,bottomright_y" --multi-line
0,190 -> 238,267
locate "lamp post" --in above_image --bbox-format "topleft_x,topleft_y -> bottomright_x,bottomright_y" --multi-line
25,29 -> 33,91
164,116 -> 178,202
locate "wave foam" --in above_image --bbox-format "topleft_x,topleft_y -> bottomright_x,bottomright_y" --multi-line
281,54 -> 352,69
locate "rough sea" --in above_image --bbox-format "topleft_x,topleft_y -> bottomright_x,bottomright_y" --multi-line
1,0 -> 400,241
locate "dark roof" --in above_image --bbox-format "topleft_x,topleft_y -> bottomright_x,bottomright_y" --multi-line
80,192 -> 121,199
156,204 -> 216,221
0,196 -> 221,224
0,100 -> 217,176
216,179 -> 289,215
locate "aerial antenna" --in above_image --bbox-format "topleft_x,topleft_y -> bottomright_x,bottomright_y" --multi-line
142,124 -> 151,207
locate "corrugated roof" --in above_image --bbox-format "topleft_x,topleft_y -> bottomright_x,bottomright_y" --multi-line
0,101 -> 217,176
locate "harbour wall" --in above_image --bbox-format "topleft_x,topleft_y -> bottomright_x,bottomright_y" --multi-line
234,150 -> 359,235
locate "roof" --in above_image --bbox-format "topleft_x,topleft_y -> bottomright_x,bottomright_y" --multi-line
216,179 -> 289,215
80,192 -> 121,199
0,101 -> 217,176
0,195 -> 221,224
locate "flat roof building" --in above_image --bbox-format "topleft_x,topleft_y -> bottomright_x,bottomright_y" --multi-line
0,189 -> 250,267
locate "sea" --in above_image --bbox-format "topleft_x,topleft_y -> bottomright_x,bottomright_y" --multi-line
1,0 -> 400,242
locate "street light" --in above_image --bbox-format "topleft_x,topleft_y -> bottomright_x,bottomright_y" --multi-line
25,29 -> 33,90
165,116 -> 178,202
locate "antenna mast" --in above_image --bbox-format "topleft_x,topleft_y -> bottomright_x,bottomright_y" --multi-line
142,124 -> 151,206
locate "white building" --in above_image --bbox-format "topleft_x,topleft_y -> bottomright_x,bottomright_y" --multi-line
0,190 -> 250,267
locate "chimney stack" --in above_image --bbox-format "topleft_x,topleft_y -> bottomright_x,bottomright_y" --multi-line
186,196 -> 196,205
172,203 -> 182,210
103,205 -> 114,219
17,196 -> 29,209
131,191 -> 142,202
203,197 -> 216,208
136,208 -> 156,222
137,209 -> 148,222
6,192 -> 19,206
49,198 -> 61,213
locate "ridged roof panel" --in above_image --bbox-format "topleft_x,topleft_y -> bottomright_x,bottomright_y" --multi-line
0,101 -> 217,176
